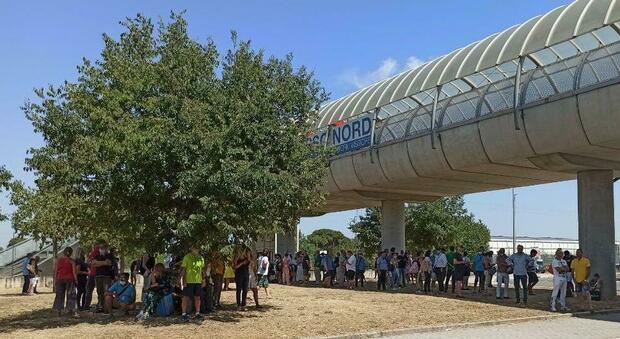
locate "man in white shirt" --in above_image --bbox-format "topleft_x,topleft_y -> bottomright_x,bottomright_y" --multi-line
550,248 -> 570,312
433,248 -> 448,293
345,250 -> 356,288
257,250 -> 271,297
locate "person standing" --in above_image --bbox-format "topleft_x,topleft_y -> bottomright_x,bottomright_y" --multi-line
296,252 -> 305,284
92,243 -> 114,312
507,244 -> 532,305
179,246 -> 205,321
550,248 -> 570,312
210,251 -> 225,309
84,240 -> 103,309
433,248 -> 447,293
314,251 -> 322,284
462,251 -> 471,290
397,250 -> 407,288
74,248 -> 89,310
527,249 -> 539,296
20,253 -> 33,295
345,250 -> 356,289
281,252 -> 291,285
564,250 -> 576,297
321,250 -> 334,287
483,251 -> 493,290
257,249 -> 271,298
232,246 -> 250,311
472,247 -> 485,293
496,248 -> 509,299
570,249 -> 592,311
452,249 -> 465,298
53,247 -> 79,317
444,246 -> 455,293
355,252 -> 366,288
421,250 -> 433,294
376,251 -> 389,291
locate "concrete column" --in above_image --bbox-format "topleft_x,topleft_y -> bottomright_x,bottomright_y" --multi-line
381,200 -> 406,251
578,170 -> 616,300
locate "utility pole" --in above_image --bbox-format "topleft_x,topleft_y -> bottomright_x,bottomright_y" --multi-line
512,188 -> 517,254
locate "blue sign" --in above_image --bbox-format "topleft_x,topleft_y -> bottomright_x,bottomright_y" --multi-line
308,114 -> 373,155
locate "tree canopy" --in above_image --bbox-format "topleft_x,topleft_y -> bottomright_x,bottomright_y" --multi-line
405,196 -> 490,252
300,228 -> 355,255
348,208 -> 381,258
18,13 -> 329,254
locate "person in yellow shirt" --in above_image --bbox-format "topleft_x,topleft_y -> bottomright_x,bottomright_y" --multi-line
570,249 -> 591,311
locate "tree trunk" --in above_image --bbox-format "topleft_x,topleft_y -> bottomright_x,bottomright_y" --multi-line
52,238 -> 58,293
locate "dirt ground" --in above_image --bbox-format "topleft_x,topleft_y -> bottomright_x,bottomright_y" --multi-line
1,277 -> 619,339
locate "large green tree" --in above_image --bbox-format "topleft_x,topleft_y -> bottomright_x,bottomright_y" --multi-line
22,13 -> 329,253
300,228 -> 355,255
348,208 -> 381,258
405,196 -> 490,252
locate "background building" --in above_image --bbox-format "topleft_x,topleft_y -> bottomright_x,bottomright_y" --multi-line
489,235 -> 620,267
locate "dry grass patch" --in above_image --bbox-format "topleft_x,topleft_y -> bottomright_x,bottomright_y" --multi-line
1,281 -> 619,338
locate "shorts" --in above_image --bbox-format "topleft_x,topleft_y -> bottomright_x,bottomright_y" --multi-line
346,270 -> 355,280
527,272 -> 539,284
453,270 -> 464,281
183,283 -> 202,298
576,281 -> 591,293
258,275 -> 269,288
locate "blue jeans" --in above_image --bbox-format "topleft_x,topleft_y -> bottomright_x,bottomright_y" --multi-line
514,274 -> 528,302
392,269 -> 401,287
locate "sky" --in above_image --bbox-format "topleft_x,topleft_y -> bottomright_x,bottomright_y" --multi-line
1,0 -> 618,248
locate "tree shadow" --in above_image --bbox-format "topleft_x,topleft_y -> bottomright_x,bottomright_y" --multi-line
0,302 -> 279,334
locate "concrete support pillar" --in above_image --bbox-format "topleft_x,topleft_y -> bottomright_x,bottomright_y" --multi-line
381,200 -> 406,251
578,170 -> 616,300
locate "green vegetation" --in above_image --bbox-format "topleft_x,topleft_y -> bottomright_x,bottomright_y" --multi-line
349,196 -> 490,255
13,13 -> 329,254
405,196 -> 490,252
300,228 -> 356,255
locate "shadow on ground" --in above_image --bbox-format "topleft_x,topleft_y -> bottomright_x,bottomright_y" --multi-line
0,299 -> 279,334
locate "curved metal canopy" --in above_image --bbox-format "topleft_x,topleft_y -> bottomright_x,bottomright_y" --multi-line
317,0 -> 620,128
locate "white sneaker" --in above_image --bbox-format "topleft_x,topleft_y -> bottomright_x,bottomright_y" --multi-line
550,306 -> 557,312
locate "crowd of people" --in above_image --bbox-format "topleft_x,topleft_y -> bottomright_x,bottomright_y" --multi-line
21,239 -> 604,321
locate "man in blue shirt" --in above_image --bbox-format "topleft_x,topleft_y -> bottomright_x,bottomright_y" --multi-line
21,253 -> 33,295
473,247 -> 485,293
104,273 -> 136,315
376,251 -> 389,291
321,250 -> 334,287
507,244 -> 533,305
355,252 -> 366,288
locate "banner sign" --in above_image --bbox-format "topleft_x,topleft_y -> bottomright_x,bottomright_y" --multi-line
308,114 -> 373,155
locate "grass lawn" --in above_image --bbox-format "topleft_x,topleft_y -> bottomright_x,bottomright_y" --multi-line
1,277 -> 619,339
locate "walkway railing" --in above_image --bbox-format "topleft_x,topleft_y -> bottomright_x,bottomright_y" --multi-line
314,24 -> 620,158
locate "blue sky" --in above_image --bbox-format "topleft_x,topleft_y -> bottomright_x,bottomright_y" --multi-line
1,0 -> 618,248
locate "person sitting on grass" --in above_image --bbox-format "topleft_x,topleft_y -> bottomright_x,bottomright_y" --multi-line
104,273 -> 136,316
136,263 -> 167,320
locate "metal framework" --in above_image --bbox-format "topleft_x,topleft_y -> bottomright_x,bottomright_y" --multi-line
317,0 -> 620,129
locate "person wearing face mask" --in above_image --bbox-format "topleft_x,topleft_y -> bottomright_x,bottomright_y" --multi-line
92,242 -> 114,312
104,273 -> 136,316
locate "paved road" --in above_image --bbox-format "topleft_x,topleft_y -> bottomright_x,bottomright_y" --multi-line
386,312 -> 620,339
